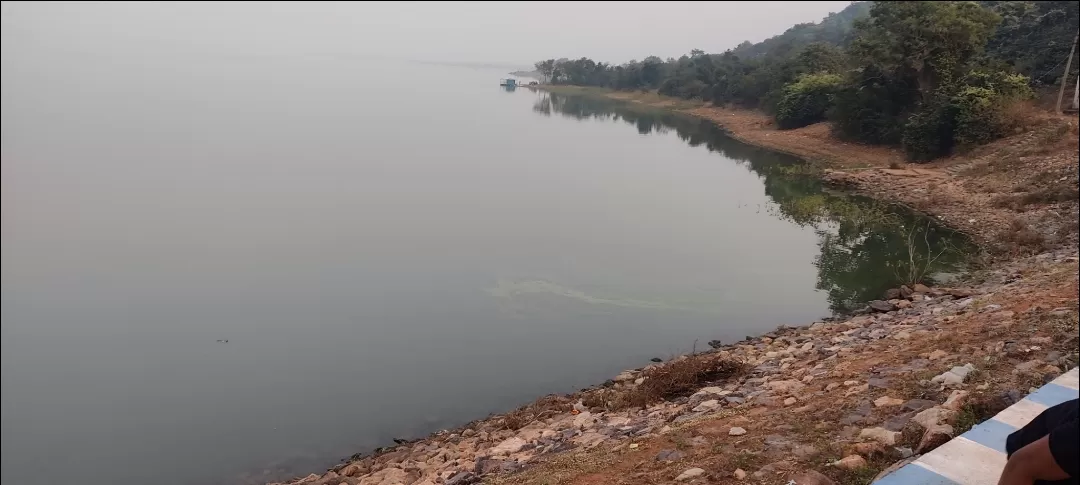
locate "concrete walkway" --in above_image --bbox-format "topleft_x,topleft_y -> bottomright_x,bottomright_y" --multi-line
875,367 -> 1079,484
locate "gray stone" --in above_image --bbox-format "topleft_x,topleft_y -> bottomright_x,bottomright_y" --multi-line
763,434 -> 793,450
931,363 -> 975,386
475,459 -> 521,475
675,468 -> 706,481
839,401 -> 872,425
792,444 -> 820,460
868,377 -> 891,389
692,399 -> 721,412
445,471 -> 479,485
728,426 -> 747,436
869,300 -> 895,312
883,412 -> 915,432
672,412 -> 703,424
655,449 -> 687,462
998,389 -> 1024,407
949,364 -> 976,379
688,387 -> 728,408
916,424 -> 954,454
572,431 -> 608,449
902,399 -> 938,412
490,437 -> 527,455
913,407 -> 957,429
572,411 -> 598,429
839,426 -> 860,439
789,470 -> 837,485
1015,360 -> 1043,374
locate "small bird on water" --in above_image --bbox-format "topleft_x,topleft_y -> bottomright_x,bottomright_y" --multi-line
216,339 -> 229,343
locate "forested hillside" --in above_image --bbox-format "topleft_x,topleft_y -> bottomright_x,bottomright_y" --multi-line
534,1 -> 1079,162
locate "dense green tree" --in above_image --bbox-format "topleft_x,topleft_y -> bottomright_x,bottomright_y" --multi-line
774,73 -> 844,129
982,1 -> 1080,85
848,1 -> 1001,97
536,0 -> 1074,162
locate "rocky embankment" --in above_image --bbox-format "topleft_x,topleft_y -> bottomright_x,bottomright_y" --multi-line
273,91 -> 1078,485
275,248 -> 1078,485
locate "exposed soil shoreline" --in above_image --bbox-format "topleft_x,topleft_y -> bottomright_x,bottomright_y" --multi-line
270,87 -> 1078,485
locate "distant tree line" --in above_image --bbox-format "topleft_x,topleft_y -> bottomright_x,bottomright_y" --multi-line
534,1 -> 1079,161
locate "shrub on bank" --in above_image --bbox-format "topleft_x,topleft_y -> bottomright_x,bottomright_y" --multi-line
829,66 -> 917,145
774,73 -> 844,129
901,72 -> 1033,162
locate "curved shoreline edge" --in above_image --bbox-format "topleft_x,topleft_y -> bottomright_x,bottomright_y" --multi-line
269,89 -> 1078,485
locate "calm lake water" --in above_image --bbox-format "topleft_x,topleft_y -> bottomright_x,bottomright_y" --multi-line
2,52 -> 967,485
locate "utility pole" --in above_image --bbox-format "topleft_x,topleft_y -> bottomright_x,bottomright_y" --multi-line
1056,30 -> 1078,114
1073,72 -> 1078,110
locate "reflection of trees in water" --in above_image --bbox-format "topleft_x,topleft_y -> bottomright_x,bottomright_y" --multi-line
535,92 -> 973,313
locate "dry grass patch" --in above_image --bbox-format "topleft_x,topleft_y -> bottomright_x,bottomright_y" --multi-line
1001,218 -> 1048,252
583,355 -> 747,411
498,395 -> 572,431
992,184 -> 1079,210
624,355 -> 747,408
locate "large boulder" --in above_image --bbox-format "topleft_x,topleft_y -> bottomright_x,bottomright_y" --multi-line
917,424 -> 955,454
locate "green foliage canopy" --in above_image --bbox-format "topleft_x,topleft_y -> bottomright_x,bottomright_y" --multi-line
535,1 -> 1074,162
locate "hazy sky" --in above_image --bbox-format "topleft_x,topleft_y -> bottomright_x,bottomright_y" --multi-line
3,1 -> 853,66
